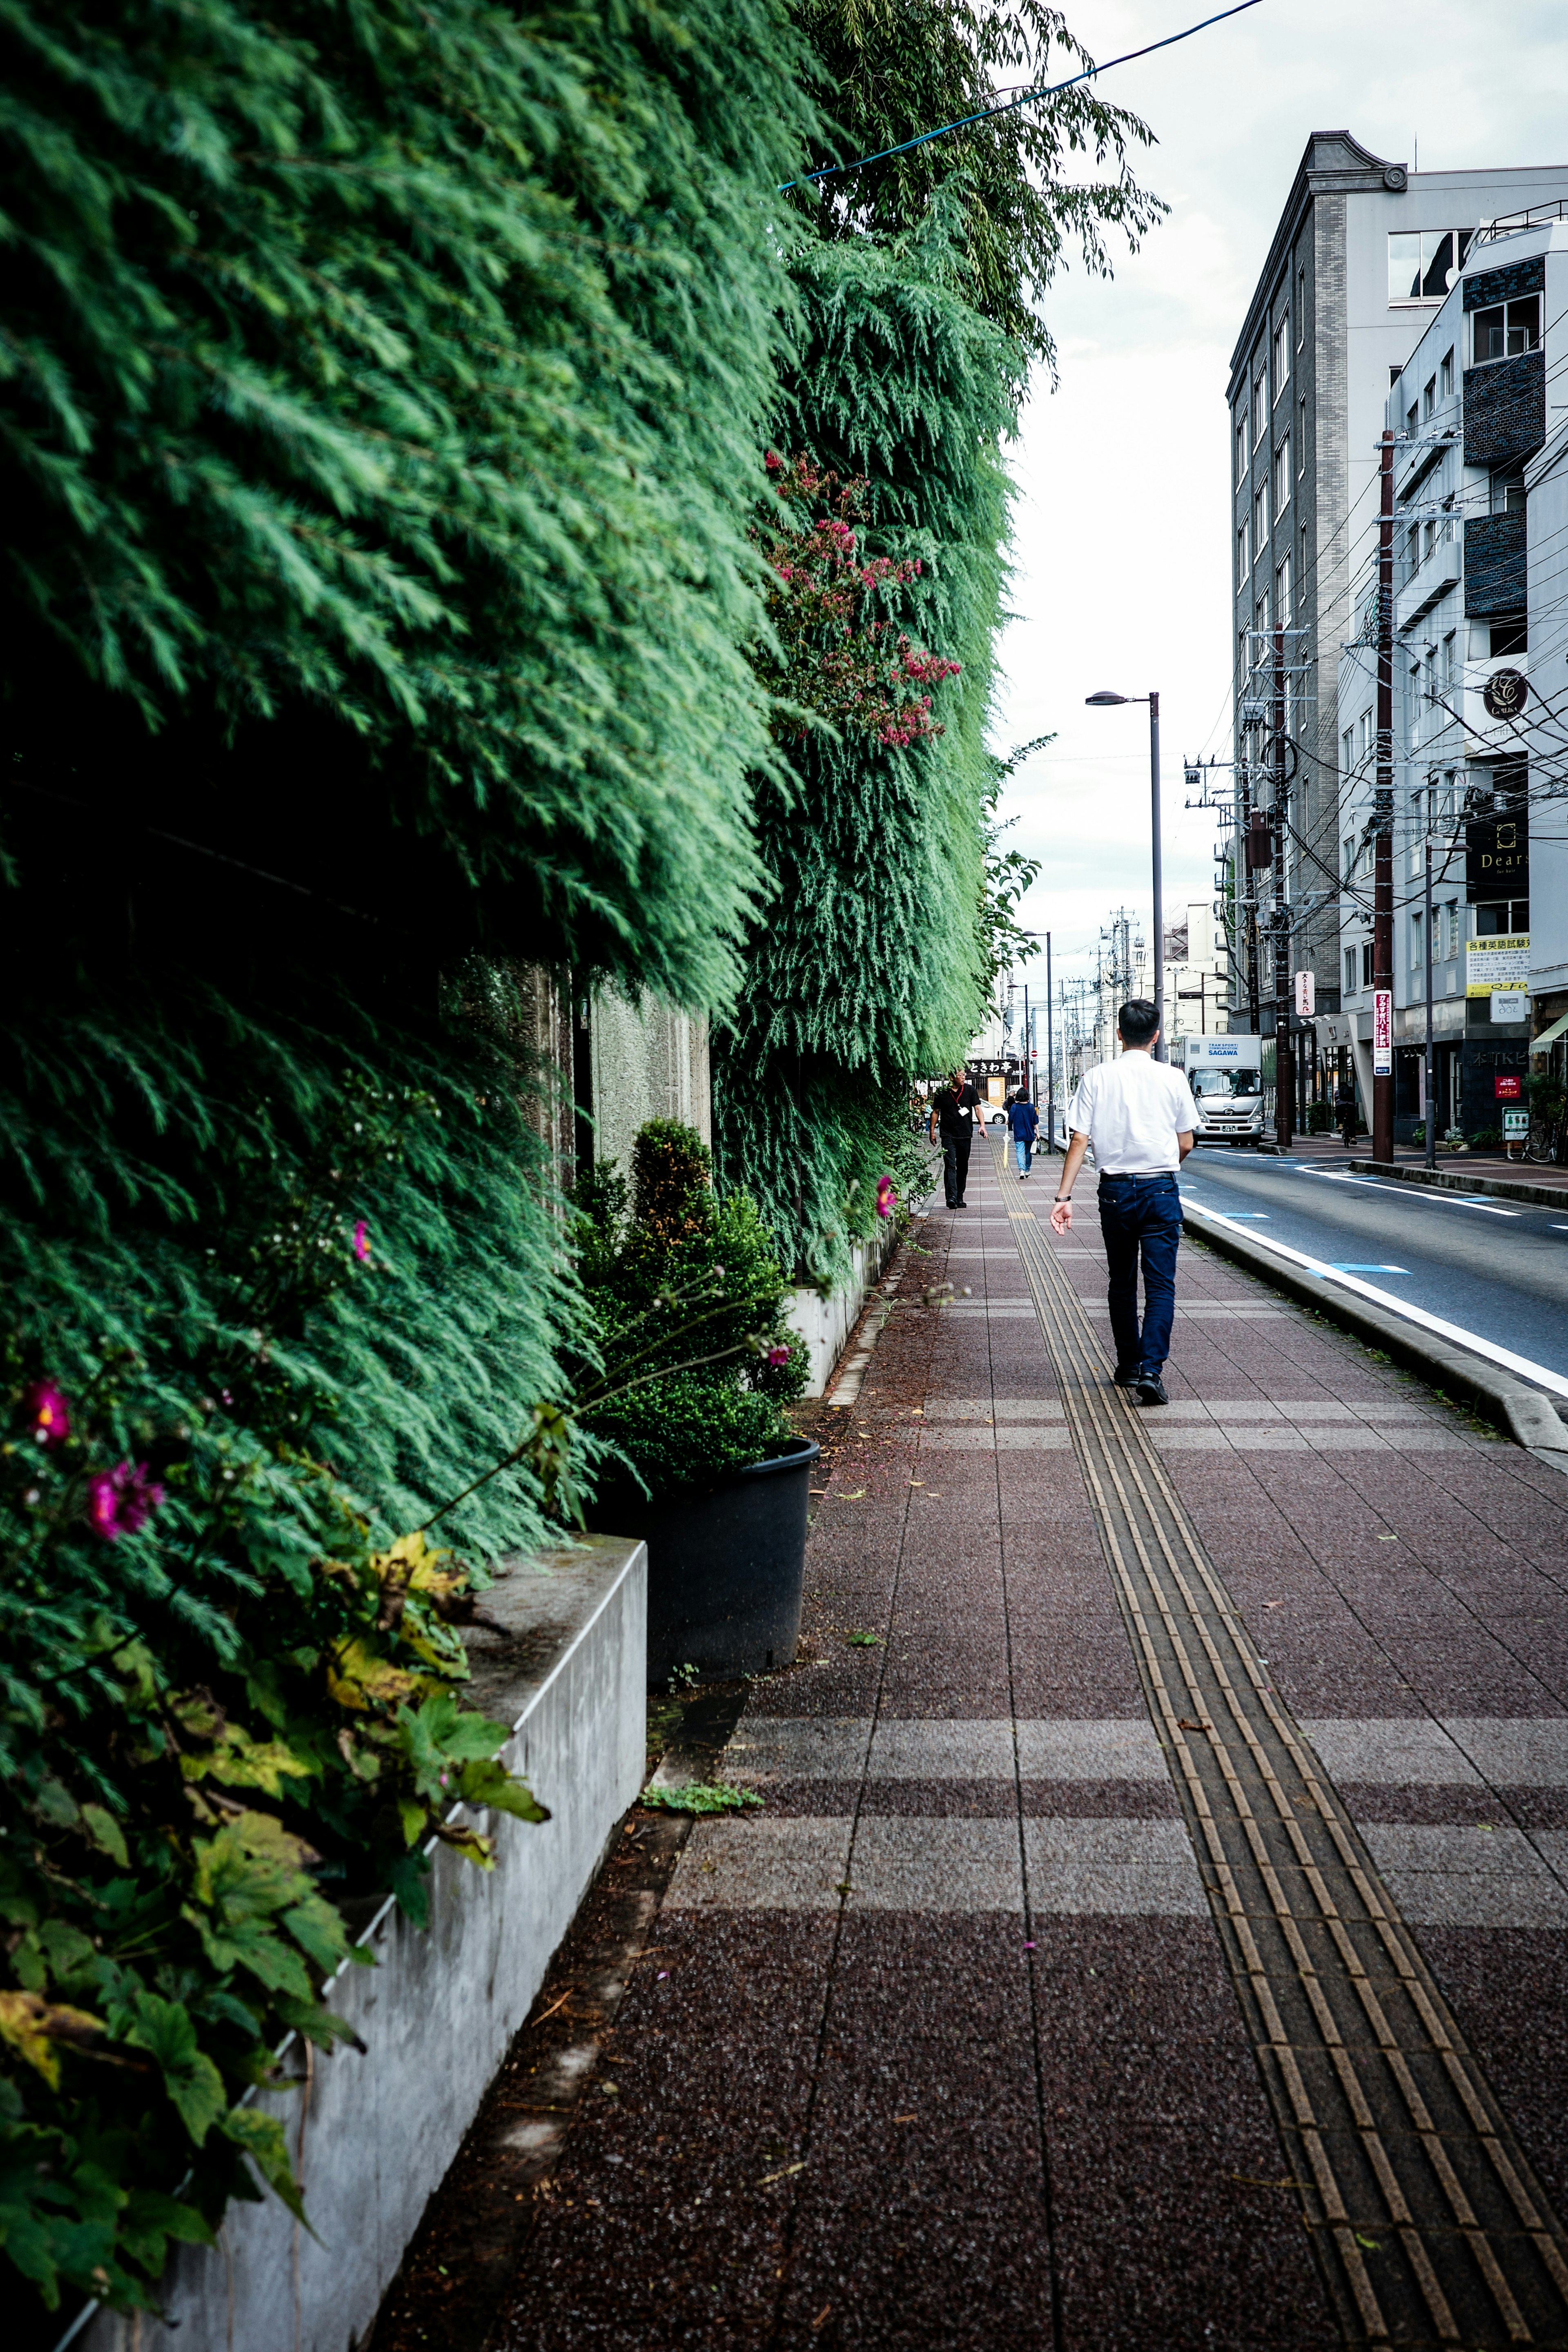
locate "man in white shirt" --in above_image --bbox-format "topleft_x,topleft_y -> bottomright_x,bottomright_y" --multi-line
1047,999 -> 1203,1406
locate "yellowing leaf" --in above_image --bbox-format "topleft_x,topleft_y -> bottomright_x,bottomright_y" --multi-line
326,1639 -> 419,1711
432,1822 -> 496,1868
80,1803 -> 129,1868
0,1990 -> 105,2087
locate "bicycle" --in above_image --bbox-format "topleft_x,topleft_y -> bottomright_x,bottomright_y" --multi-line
1523,1116 -> 1564,1165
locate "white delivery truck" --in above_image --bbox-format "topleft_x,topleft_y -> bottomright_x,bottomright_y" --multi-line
1183,1035 -> 1265,1146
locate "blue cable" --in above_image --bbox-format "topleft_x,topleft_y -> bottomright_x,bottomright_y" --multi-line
779,0 -> 1263,194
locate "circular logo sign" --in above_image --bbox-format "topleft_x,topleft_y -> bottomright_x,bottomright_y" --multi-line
1483,668 -> 1529,719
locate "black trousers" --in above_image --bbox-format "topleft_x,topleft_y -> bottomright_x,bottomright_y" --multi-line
942,1129 -> 973,1205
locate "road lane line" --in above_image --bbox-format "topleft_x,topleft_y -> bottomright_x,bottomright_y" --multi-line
1284,1168 -> 1519,1215
1182,1196 -> 1568,1402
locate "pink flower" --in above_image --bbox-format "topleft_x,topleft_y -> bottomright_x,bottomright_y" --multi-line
87,1461 -> 165,1541
353,1220 -> 370,1261
764,450 -> 784,474
766,1345 -> 791,1368
22,1381 -> 70,1450
876,1176 -> 896,1220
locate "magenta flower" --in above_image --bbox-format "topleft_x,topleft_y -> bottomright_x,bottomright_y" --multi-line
876,1176 -> 897,1220
22,1380 -> 70,1450
87,1461 -> 165,1541
353,1220 -> 370,1261
766,1345 -> 791,1368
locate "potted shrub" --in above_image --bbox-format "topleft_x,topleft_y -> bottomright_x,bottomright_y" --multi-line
571,1122 -> 815,1686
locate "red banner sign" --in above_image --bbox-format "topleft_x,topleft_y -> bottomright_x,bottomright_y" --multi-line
1495,1076 -> 1522,1101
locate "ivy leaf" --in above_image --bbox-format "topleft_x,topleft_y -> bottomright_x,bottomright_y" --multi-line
272,1995 -> 365,2054
118,2188 -> 214,2278
327,1638 -> 420,1711
396,1690 -> 510,1800
455,1756 -> 549,1824
121,1993 -> 227,2145
280,1891 -> 351,1976
80,1804 -> 129,1867
221,2109 -> 308,2227
183,1905 -> 314,2001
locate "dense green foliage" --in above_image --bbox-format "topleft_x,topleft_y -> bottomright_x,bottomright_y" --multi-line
1,0 -> 815,998
0,982 -> 570,2316
715,219 -> 1024,1272
791,0 -> 1163,370
0,0 -> 820,2316
574,1124 -> 806,1501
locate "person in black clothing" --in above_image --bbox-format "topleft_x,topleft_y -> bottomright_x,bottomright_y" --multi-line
929,1067 -> 983,1207
1335,1076 -> 1358,1149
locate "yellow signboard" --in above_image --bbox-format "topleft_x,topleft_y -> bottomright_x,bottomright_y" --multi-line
1466,933 -> 1530,997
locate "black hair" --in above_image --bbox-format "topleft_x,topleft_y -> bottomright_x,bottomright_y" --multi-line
1118,998 -> 1159,1047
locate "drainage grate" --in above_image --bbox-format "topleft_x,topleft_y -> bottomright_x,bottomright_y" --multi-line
990,1139 -> 1568,2348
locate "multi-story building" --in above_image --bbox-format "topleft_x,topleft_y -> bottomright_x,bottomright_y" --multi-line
1225,134 -> 1568,1111
1332,213 -> 1568,1139
1162,899 -> 1230,1048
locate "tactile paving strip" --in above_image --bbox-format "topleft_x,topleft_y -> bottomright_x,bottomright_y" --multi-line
989,1140 -> 1568,2348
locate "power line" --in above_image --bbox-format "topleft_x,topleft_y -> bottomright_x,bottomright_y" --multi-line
777,0 -> 1263,194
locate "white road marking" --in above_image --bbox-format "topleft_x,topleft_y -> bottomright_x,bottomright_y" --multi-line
1181,1196 -> 1568,1402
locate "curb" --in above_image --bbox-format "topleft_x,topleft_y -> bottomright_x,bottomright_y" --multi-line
1181,1202 -> 1568,1477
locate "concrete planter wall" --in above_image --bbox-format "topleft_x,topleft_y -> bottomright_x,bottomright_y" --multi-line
67,1537 -> 646,2352
787,1225 -> 900,1397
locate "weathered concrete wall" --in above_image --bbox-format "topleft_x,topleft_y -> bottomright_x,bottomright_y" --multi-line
587,991 -> 710,1180
788,1225 -> 899,1398
69,1539 -> 646,2352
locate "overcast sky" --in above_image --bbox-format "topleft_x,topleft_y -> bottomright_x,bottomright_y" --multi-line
992,0 -> 1568,1008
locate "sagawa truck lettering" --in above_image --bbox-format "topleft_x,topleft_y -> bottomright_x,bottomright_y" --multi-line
1184,1035 -> 1264,1147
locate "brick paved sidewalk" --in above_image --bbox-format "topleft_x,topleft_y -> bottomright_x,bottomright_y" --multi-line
382,1140 -> 1568,2351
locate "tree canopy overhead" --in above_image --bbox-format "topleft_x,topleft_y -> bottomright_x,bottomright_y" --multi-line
791,0 -> 1165,368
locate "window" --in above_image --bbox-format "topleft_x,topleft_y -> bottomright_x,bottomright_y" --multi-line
1236,522 -> 1249,588
1296,263 -> 1306,344
1252,365 -> 1266,447
1410,661 -> 1422,748
1440,347 -> 1454,397
1276,555 -> 1291,627
1444,900 -> 1460,961
1423,519 -> 1437,561
1343,835 -> 1358,882
1343,731 -> 1355,777
1345,947 -> 1358,996
1361,941 -> 1376,989
1491,619 -> 1527,657
1425,645 -> 1439,717
1410,909 -> 1423,970
1360,710 -> 1373,760
1235,413 -> 1248,484
1473,295 -> 1540,362
1254,482 -> 1267,554
1273,437 -> 1290,519
1274,314 -> 1290,396
1407,402 -> 1419,438
1406,521 -> 1420,573
1423,375 -> 1437,420
1388,228 -> 1474,305
1298,394 -> 1307,472
1492,474 -> 1526,515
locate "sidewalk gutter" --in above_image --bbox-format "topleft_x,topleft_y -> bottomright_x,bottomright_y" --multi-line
1182,1199 -> 1568,1477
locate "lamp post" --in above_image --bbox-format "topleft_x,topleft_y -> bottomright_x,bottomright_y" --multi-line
1086,690 -> 1164,1060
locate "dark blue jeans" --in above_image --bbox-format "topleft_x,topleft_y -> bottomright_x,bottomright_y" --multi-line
1097,1173 -> 1182,1377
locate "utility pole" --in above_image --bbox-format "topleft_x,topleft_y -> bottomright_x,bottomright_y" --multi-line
1022,979 -> 1030,1109
1423,795 -> 1436,1173
1272,620 -> 1293,1149
1239,755 -> 1262,1037
1373,430 -> 1396,1163
1045,931 -> 1054,1154
1150,691 -> 1165,1060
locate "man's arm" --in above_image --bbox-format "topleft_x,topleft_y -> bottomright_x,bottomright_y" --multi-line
1048,1131 -> 1090,1234
1178,1130 -> 1195,1163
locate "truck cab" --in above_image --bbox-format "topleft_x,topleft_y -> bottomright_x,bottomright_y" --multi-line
1183,1036 -> 1264,1146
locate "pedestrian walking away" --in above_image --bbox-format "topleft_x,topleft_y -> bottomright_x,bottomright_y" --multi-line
1335,1073 -> 1359,1149
1047,999 -> 1203,1406
929,1066 -> 983,1208
1007,1087 -> 1039,1178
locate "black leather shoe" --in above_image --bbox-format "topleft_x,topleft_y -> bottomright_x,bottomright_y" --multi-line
1135,1374 -> 1169,1407
1112,1364 -> 1140,1388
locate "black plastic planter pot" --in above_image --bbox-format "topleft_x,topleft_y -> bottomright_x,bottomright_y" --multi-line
591,1436 -> 820,1689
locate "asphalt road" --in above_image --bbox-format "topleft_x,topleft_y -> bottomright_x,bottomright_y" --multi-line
1177,1145 -> 1568,1382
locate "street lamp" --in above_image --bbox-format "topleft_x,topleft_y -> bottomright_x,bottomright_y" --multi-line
1086,690 -> 1164,1060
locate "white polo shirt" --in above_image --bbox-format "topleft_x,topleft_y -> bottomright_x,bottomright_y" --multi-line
1066,1052 -> 1204,1175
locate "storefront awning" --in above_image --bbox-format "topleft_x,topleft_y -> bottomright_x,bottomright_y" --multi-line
1531,1011 -> 1568,1050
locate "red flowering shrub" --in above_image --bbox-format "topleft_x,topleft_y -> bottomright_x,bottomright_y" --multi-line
754,453 -> 960,747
